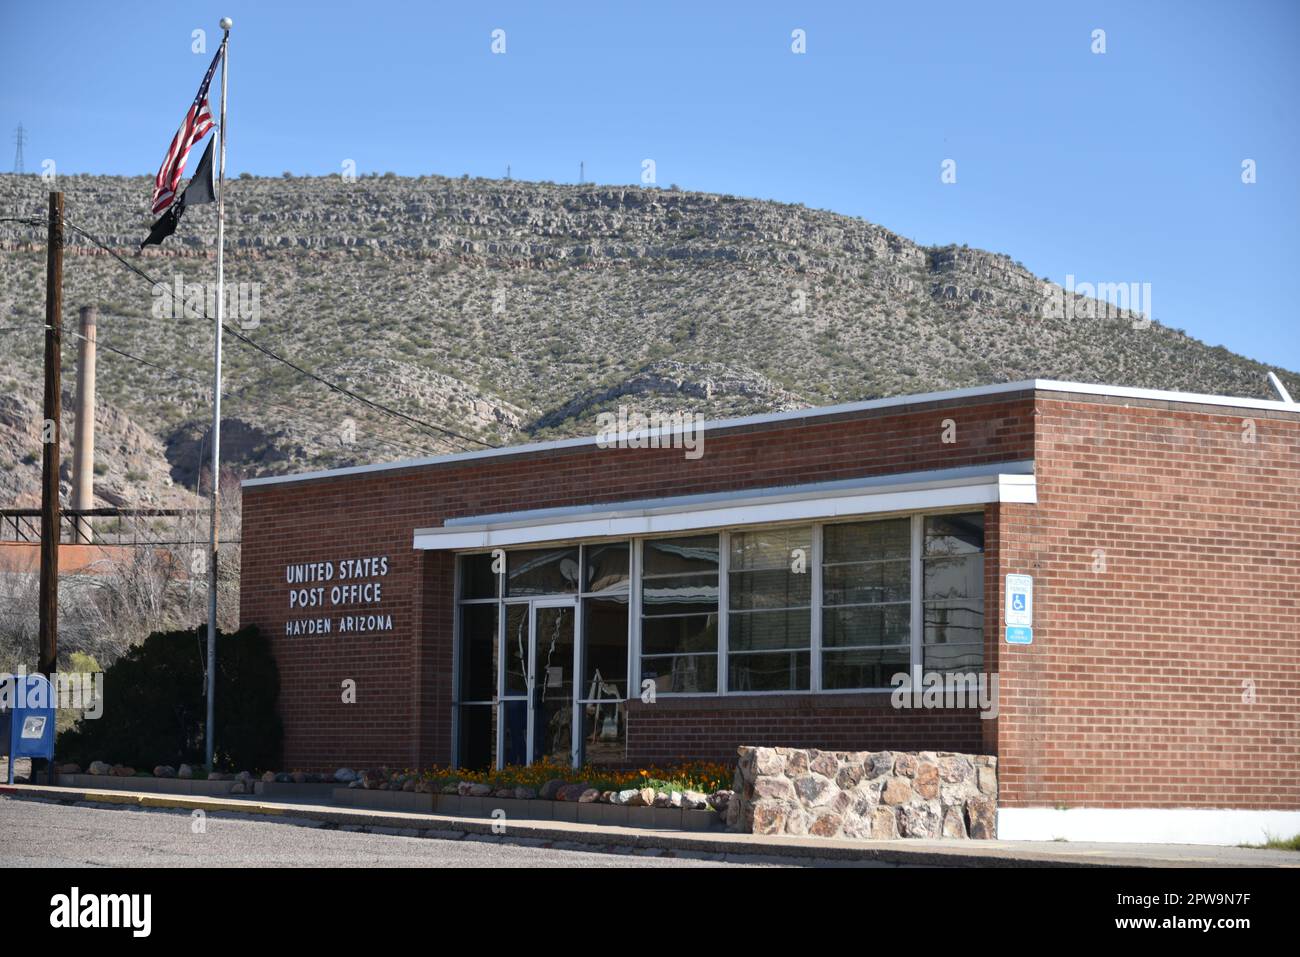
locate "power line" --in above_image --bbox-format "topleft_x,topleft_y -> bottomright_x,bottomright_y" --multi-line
53,322 -> 443,462
3,307 -> 450,462
52,217 -> 495,450
3,315 -> 450,461
55,216 -> 498,450
5,213 -> 506,456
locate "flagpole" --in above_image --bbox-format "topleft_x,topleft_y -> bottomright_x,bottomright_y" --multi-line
205,16 -> 231,769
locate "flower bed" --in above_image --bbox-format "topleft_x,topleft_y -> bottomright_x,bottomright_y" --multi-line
56,757 -> 738,813
338,758 -> 735,813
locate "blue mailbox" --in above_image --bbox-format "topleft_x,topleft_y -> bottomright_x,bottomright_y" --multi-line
1,673 -> 56,784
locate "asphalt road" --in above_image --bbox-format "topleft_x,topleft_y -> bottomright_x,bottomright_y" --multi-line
0,796 -> 818,868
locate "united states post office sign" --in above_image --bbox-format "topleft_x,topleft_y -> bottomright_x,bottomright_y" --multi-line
283,555 -> 394,637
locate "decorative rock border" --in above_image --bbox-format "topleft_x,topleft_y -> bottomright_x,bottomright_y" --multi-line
332,788 -> 725,831
728,747 -> 997,840
54,773 -> 338,798
43,769 -> 727,832
57,773 -> 244,797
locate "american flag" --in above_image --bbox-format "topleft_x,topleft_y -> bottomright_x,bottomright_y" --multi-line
149,45 -> 223,214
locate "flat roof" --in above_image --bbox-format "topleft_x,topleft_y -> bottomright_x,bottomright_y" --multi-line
413,460 -> 1036,550
242,378 -> 1299,489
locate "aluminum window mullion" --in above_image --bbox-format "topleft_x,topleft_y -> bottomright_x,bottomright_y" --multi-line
718,530 -> 729,694
525,603 -> 538,767
821,602 -> 912,613
641,569 -> 720,580
811,522 -> 823,692
495,595 -> 507,770
572,592 -> 584,770
630,538 -> 642,700
640,610 -> 723,620
910,514 -> 923,677
451,561 -> 463,768
822,557 -> 911,569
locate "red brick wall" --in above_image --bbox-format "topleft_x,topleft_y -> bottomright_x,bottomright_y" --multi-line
995,393 -> 1300,810
624,694 -> 987,765
240,393 -> 1034,771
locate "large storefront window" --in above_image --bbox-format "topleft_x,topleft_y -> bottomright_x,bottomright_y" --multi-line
728,525 -> 811,692
580,540 -> 629,766
583,541 -> 630,593
455,542 -> 633,770
922,514 -> 985,672
507,546 -> 579,596
453,510 -> 986,767
455,602 -> 498,770
639,535 -> 719,694
821,518 -> 912,690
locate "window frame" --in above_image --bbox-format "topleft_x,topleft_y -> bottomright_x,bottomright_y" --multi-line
818,516 -> 915,693
919,512 -> 986,675
725,524 -> 814,694
450,506 -> 988,744
637,532 -> 723,696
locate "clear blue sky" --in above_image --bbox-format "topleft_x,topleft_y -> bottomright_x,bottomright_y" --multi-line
2,0 -> 1296,371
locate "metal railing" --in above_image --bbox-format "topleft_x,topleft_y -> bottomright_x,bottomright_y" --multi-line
0,508 -> 229,547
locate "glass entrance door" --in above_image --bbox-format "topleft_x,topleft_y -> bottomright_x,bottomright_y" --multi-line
531,602 -> 576,765
498,598 -> 576,768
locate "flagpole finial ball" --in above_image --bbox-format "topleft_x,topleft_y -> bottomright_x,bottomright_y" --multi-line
219,17 -> 233,30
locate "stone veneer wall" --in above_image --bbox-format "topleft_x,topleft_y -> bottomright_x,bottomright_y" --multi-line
728,747 -> 998,840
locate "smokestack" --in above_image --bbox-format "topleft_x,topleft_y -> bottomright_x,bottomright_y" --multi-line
72,305 -> 96,543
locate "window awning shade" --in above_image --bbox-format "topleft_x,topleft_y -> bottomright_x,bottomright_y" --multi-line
413,461 -> 1035,551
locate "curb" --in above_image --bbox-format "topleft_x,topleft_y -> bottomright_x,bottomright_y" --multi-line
0,784 -> 1225,868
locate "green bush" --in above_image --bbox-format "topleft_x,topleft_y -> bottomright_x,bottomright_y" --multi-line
56,625 -> 281,772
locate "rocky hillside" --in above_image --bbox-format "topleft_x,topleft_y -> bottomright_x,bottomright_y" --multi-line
1,171 -> 1294,508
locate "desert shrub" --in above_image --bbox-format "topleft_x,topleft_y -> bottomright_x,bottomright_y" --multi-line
56,625 -> 280,772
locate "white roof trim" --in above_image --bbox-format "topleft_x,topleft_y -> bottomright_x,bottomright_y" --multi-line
412,461 -> 1036,551
243,378 -> 1299,490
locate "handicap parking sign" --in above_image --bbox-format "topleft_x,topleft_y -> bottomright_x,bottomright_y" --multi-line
1005,574 -> 1034,630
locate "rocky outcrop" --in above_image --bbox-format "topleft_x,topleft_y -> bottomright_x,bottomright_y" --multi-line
533,359 -> 805,430
0,386 -> 200,510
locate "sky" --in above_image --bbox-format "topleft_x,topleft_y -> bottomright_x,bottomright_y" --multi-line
2,0 -> 1297,372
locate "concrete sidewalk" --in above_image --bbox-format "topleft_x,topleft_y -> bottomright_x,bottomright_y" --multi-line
2,782 -> 1297,868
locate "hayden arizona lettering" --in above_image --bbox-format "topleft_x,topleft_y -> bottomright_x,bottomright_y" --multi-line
284,555 -> 393,636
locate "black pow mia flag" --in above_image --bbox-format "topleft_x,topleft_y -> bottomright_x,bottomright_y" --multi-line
140,135 -> 216,248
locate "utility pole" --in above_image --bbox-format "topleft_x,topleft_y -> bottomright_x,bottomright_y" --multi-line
579,160 -> 584,184
13,123 -> 26,174
39,191 -> 63,785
